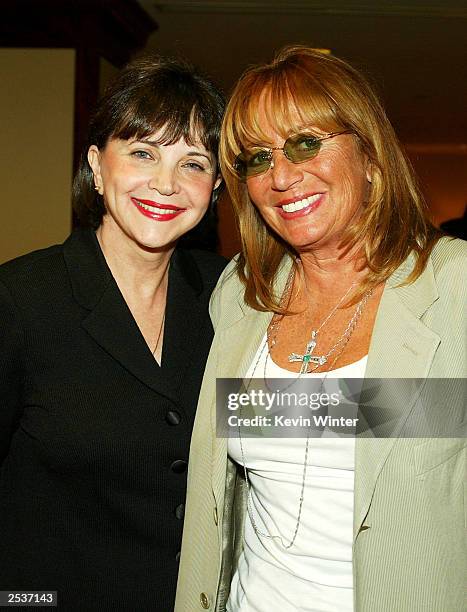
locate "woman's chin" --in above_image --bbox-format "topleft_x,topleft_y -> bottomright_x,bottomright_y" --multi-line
277,227 -> 326,253
135,234 -> 178,253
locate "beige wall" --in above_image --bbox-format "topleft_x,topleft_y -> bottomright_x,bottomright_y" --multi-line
0,48 -> 75,264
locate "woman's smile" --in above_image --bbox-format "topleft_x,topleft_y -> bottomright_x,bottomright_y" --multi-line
130,197 -> 187,220
275,192 -> 324,218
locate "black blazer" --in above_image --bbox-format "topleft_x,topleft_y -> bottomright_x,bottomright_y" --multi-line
0,229 -> 227,611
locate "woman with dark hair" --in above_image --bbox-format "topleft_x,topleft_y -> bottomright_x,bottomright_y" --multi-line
0,55 -> 226,610
176,47 -> 466,611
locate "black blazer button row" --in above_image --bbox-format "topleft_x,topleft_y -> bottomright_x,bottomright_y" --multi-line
165,410 -> 181,425
170,459 -> 188,474
174,503 -> 185,520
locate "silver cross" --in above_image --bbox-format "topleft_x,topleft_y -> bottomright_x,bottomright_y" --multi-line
288,331 -> 327,374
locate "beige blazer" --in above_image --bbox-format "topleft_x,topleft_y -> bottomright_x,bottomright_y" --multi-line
176,237 -> 467,612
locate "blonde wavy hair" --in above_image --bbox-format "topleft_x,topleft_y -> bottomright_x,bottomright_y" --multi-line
220,45 -> 441,312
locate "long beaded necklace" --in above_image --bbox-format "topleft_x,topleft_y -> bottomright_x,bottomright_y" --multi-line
237,265 -> 373,549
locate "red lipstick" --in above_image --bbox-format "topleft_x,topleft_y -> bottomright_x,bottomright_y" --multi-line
131,198 -> 186,221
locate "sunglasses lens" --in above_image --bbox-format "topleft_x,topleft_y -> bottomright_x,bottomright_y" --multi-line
235,149 -> 272,179
234,154 -> 248,179
235,134 -> 325,180
285,134 -> 322,162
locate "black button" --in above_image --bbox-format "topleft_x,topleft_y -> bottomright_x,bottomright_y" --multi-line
175,551 -> 181,562
170,459 -> 188,474
165,410 -> 181,426
174,503 -> 185,520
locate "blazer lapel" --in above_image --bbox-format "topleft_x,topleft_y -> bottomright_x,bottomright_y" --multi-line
81,280 -> 167,394
211,258 -> 293,505
64,230 -> 200,406
161,249 -> 206,398
354,255 -> 441,536
214,255 -> 294,379
211,302 -> 273,508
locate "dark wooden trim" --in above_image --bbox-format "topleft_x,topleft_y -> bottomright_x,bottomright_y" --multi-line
1,0 -> 158,228
0,0 -> 157,65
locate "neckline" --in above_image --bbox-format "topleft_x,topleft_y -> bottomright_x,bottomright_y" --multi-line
258,334 -> 368,377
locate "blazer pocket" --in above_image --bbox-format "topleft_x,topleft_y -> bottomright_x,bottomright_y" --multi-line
413,437 -> 466,476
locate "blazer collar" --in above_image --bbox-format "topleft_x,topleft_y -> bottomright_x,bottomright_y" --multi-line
63,229 -> 203,307
217,251 -> 440,379
63,228 -> 112,310
63,229 -> 205,405
217,256 -> 294,380
366,251 -> 440,378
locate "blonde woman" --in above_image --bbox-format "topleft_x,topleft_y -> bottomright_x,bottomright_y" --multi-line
176,47 -> 466,612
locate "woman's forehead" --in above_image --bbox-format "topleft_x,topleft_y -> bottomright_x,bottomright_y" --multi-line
259,93 -> 303,132
240,96 -> 333,146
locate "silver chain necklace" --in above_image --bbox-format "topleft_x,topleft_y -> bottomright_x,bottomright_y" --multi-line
287,281 -> 358,373
237,266 -> 373,549
152,310 -> 166,360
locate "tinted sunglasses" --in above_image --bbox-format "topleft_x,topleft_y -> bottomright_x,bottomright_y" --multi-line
234,130 -> 353,180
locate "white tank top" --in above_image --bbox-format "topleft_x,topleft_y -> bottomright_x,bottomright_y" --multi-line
227,335 -> 367,612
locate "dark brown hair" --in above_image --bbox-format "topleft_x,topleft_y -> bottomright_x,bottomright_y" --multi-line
73,54 -> 225,229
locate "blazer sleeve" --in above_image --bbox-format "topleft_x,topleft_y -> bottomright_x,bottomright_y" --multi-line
0,279 -> 24,463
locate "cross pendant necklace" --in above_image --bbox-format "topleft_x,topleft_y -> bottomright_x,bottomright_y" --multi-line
289,330 -> 327,373
286,281 -> 358,374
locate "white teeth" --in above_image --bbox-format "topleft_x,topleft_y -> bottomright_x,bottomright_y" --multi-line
281,193 -> 321,213
135,200 -> 178,214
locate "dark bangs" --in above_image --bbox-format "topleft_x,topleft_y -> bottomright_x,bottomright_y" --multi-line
90,56 -> 224,155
